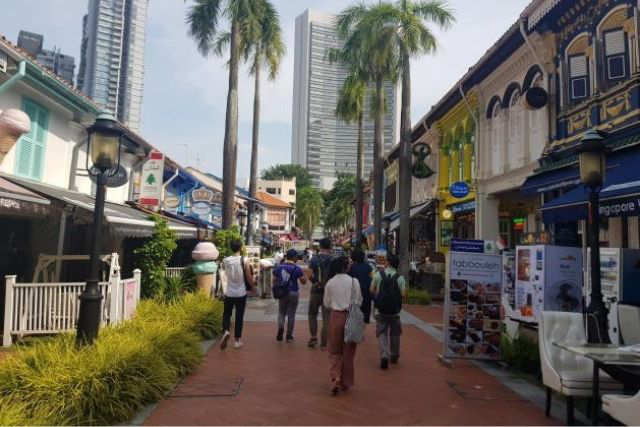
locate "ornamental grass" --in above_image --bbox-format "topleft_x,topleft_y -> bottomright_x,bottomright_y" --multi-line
0,293 -> 222,426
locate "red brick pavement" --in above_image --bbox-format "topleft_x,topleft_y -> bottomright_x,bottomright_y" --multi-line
404,304 -> 444,326
145,321 -> 558,426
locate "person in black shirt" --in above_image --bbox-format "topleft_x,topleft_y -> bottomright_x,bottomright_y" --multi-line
307,237 -> 333,348
348,249 -> 373,323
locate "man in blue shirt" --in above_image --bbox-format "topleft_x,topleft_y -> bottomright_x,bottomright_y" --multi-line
273,249 -> 307,342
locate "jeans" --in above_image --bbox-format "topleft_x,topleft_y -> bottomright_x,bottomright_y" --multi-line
222,296 -> 247,339
278,292 -> 299,337
308,291 -> 329,346
361,292 -> 372,324
376,314 -> 402,359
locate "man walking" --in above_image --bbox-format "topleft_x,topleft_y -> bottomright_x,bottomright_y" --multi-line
307,237 -> 333,348
371,253 -> 406,369
273,249 -> 307,342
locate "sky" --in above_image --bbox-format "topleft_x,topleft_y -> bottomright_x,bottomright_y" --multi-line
1,0 -> 530,185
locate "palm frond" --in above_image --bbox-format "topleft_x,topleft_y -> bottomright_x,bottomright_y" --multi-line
186,0 -> 223,57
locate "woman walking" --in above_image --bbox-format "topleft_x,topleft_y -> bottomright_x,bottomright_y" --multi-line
323,256 -> 362,395
220,239 -> 255,350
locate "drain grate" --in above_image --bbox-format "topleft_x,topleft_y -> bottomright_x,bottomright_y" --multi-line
170,376 -> 244,398
447,381 -> 525,401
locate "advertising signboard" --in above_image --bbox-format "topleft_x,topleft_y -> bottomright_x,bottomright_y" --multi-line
140,150 -> 164,207
122,278 -> 138,320
444,250 -> 502,360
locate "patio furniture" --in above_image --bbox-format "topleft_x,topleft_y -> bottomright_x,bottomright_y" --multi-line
539,312 -> 622,425
618,304 -> 640,345
602,390 -> 640,425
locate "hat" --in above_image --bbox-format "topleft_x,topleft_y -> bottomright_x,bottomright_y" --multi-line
286,249 -> 299,260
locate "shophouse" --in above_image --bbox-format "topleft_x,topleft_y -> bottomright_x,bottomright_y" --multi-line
520,0 -> 640,249
475,23 -> 556,248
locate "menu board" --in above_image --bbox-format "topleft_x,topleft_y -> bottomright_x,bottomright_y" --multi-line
444,251 -> 503,360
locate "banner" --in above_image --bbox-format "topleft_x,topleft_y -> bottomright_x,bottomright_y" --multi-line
122,278 -> 138,320
444,250 -> 503,360
140,150 -> 164,207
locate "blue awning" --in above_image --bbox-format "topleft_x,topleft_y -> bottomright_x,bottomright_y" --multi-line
521,164 -> 581,196
541,148 -> 640,223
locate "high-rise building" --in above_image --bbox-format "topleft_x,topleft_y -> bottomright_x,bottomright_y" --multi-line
17,30 -> 75,85
291,10 -> 400,190
78,0 -> 148,131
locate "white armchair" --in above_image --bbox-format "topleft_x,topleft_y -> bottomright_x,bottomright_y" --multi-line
539,312 -> 621,425
602,390 -> 640,426
618,304 -> 640,345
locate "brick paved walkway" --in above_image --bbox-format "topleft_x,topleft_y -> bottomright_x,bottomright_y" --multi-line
144,295 -> 559,426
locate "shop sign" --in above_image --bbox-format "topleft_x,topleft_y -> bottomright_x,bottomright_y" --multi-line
163,190 -> 180,213
89,165 -> 128,188
122,278 -> 138,321
444,251 -> 502,360
451,239 -> 484,253
440,221 -> 453,247
449,181 -> 469,199
0,197 -> 21,210
191,202 -> 211,217
412,142 -> 434,179
599,197 -> 640,217
451,200 -> 476,214
140,150 -> 164,207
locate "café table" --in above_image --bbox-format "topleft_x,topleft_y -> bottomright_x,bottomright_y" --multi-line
553,342 -> 640,425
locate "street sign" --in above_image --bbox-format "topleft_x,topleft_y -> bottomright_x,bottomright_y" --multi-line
451,239 -> 484,253
140,150 -> 164,207
449,181 -> 470,198
89,165 -> 128,188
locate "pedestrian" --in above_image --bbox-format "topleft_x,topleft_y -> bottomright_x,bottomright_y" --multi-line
349,248 -> 373,323
273,249 -> 307,342
307,237 -> 333,348
220,239 -> 256,350
370,253 -> 406,369
324,256 -> 362,395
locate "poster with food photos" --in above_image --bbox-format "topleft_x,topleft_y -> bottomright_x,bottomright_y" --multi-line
444,251 -> 503,360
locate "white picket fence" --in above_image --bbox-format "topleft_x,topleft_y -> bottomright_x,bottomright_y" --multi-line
2,270 -> 141,347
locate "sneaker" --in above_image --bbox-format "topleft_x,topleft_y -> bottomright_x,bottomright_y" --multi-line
390,356 -> 399,364
220,331 -> 230,350
308,337 -> 318,348
286,335 -> 294,343
233,340 -> 244,349
276,328 -> 284,342
380,358 -> 389,370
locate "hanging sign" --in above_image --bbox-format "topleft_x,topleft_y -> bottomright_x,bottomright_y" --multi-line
449,181 -> 470,199
140,150 -> 164,207
412,142 -> 434,179
444,251 -> 503,360
192,188 -> 214,203
89,165 -> 128,188
163,190 -> 180,214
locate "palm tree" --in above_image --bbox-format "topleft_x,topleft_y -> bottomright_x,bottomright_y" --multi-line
297,186 -> 324,240
334,3 -> 401,248
186,0 -> 260,228
335,74 -> 367,246
386,0 -> 454,276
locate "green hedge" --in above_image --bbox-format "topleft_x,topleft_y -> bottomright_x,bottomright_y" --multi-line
0,293 -> 223,426
500,333 -> 540,375
405,288 -> 432,305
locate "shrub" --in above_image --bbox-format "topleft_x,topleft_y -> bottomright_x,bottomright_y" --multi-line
405,288 -> 432,305
0,293 -> 222,425
134,216 -> 178,299
500,333 -> 540,375
214,226 -> 244,259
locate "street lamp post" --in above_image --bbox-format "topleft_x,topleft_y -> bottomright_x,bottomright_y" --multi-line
577,129 -> 610,344
76,114 -> 126,346
237,210 -> 247,239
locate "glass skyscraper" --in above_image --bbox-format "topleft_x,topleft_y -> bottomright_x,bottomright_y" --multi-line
78,0 -> 148,131
292,10 -> 400,190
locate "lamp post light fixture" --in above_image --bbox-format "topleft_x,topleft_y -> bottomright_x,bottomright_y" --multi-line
237,209 -> 247,239
76,113 -> 126,345
578,129 -> 610,344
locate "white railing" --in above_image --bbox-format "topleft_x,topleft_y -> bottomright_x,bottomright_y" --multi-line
3,269 -> 141,347
165,267 -> 187,279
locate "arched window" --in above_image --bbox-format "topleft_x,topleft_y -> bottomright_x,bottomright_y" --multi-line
566,34 -> 591,103
598,6 -> 632,86
508,87 -> 523,167
490,101 -> 503,175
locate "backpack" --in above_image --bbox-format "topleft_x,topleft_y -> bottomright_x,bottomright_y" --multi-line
313,254 -> 332,294
272,265 -> 295,299
375,273 -> 402,315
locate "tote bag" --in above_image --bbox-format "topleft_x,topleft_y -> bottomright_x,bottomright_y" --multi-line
344,278 -> 365,344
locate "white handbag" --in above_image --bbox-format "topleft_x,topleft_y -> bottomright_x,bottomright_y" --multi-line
344,279 -> 365,344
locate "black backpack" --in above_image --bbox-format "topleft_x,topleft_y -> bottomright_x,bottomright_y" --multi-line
375,273 -> 402,315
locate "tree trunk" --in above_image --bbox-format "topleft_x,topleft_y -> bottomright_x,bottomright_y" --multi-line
222,19 -> 241,229
398,54 -> 412,278
355,111 -> 364,247
374,78 -> 385,248
247,52 -> 261,244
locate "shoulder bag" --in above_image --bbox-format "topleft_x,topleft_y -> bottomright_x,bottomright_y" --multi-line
344,278 -> 365,344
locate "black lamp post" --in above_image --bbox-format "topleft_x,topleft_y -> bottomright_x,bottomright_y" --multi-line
578,129 -> 610,344
237,209 -> 247,239
76,114 -> 125,345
